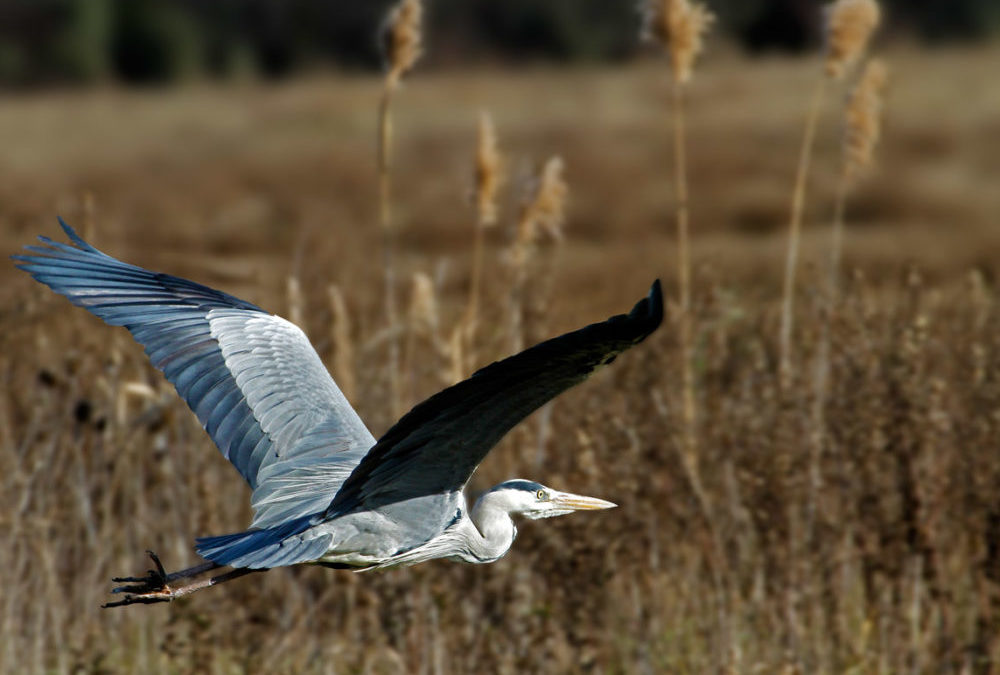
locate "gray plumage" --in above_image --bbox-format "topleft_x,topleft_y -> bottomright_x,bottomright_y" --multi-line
14,219 -> 662,602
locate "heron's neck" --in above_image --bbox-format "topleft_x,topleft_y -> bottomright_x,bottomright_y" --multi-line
463,492 -> 517,563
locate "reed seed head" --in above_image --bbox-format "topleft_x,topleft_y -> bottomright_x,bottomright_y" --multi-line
515,156 -> 568,259
843,58 -> 888,182
447,324 -> 465,385
824,0 -> 880,80
408,271 -> 438,335
286,275 -> 304,329
474,111 -> 503,227
640,0 -> 715,84
381,0 -> 423,89
327,284 -> 356,401
511,157 -> 568,273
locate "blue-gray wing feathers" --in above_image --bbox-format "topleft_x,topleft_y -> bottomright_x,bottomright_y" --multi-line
13,219 -> 375,536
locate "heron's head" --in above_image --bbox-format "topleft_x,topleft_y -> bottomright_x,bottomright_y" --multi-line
486,479 -> 616,520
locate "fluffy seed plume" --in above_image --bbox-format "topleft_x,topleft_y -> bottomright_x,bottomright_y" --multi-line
508,157 -> 569,353
824,0 -> 880,80
843,59 -> 888,181
407,271 -> 438,336
518,156 -> 568,246
474,111 -> 503,227
640,0 -> 715,84
381,0 -> 423,89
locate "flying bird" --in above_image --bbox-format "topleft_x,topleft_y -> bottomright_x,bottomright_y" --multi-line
14,219 -> 663,607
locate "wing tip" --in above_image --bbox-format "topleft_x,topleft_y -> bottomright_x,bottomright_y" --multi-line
630,279 -> 664,337
56,216 -> 96,251
12,217 -> 95,270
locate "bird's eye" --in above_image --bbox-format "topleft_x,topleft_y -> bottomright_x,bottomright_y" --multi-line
536,489 -> 548,501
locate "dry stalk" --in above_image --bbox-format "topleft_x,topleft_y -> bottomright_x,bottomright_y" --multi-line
286,275 -> 304,330
779,76 -> 827,391
643,2 -> 729,644
462,111 -> 503,377
508,157 -> 567,353
376,91 -> 401,415
642,0 -> 713,486
809,58 -> 888,534
377,0 -> 423,417
671,79 -> 698,483
328,284 -> 357,402
779,0 -> 880,391
404,272 -> 449,400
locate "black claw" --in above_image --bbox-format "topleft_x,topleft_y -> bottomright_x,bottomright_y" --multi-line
106,550 -> 172,607
111,583 -> 147,594
146,550 -> 167,580
103,593 -> 171,609
111,574 -> 150,583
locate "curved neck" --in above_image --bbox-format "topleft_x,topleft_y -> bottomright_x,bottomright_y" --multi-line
459,492 -> 517,564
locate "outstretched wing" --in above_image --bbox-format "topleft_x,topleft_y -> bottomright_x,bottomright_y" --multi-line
327,280 -> 663,514
14,219 -> 375,528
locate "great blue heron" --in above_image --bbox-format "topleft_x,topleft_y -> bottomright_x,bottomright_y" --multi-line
15,219 -> 663,607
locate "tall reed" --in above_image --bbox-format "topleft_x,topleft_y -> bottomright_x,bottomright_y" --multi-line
640,0 -> 713,502
403,271 -> 441,400
328,284 -> 357,403
508,157 -> 567,354
377,0 -> 422,416
778,0 -> 880,390
641,3 -> 733,657
460,111 -> 503,378
809,58 -> 887,535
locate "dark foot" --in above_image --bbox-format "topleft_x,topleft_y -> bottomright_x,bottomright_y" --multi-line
104,550 -> 175,608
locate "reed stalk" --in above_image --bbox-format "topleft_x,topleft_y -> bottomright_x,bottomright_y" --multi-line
377,0 -> 422,416
641,0 -> 713,484
779,76 -> 827,391
376,89 -> 401,415
671,78 -> 697,476
779,0 -> 880,391
328,284 -> 357,402
508,157 -> 566,354
462,111 -> 502,378
809,57 -> 887,533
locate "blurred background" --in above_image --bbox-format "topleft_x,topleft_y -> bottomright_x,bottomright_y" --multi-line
0,0 -> 997,86
2,1 -> 1000,673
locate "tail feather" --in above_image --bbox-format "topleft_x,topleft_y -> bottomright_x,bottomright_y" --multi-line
196,516 -> 330,569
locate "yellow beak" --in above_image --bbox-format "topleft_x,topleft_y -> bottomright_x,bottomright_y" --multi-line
552,491 -> 617,511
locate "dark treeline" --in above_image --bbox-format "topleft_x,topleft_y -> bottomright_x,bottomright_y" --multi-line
0,0 -> 996,86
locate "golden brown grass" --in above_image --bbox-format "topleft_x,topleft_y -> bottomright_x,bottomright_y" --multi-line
1,45 -> 999,673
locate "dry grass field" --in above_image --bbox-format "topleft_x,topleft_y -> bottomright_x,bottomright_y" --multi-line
1,44 -> 999,673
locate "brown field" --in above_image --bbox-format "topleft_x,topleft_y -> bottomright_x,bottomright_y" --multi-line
1,45 -> 999,673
